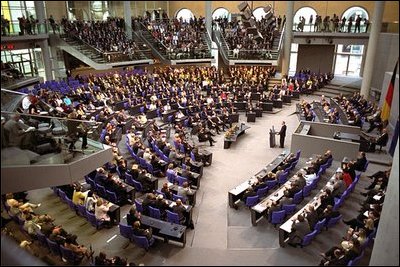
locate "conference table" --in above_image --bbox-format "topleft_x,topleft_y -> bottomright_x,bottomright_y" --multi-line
224,124 -> 251,149
228,150 -> 289,209
168,182 -> 197,206
278,168 -> 339,247
140,215 -> 187,247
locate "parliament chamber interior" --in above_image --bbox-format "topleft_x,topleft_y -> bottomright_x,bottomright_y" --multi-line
1,1 -> 399,266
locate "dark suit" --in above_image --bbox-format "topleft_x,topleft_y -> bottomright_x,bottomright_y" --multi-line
279,124 -> 287,148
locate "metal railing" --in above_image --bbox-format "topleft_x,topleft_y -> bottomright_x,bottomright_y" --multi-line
2,22 -> 51,36
292,22 -> 370,33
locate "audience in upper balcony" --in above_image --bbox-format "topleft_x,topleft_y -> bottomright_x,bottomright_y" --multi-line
62,17 -> 141,61
139,15 -> 209,59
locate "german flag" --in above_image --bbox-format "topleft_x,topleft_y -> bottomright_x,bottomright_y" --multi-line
381,61 -> 398,122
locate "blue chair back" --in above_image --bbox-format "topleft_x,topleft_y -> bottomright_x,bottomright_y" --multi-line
106,190 -> 119,204
86,210 -> 104,229
266,180 -> 278,190
166,210 -> 180,224
325,214 -> 342,229
135,199 -> 144,213
166,170 -> 177,183
271,210 -> 286,226
282,204 -> 296,215
295,150 -> 301,160
278,171 -> 289,185
256,186 -> 269,197
245,195 -> 259,208
301,230 -> 317,247
125,173 -> 135,186
172,194 -> 187,203
96,184 -> 107,198
313,218 -> 326,233
292,190 -> 303,205
175,175 -> 188,186
347,250 -> 364,266
148,206 -> 161,219
119,223 -> 133,241
302,184 -> 313,197
132,234 -> 154,251
132,179 -> 144,192
77,204 -> 87,217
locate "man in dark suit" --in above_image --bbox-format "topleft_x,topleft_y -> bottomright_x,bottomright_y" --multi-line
278,121 -> 287,148
369,128 -> 389,152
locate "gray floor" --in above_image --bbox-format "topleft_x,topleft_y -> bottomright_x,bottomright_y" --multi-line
26,94 -> 386,266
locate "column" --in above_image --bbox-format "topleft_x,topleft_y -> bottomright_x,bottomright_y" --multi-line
205,1 -> 212,36
34,1 -> 46,33
39,40 -> 53,81
34,1 -> 46,23
124,1 -> 132,38
360,1 -> 385,99
281,1 -> 294,76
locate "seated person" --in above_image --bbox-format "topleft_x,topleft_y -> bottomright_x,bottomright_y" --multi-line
266,200 -> 281,221
177,182 -> 193,204
94,199 -> 112,226
63,235 -> 91,259
368,128 -> 389,152
352,152 -> 367,171
197,127 -> 216,146
288,214 -> 311,247
161,182 -> 173,200
72,185 -> 87,205
126,205 -> 141,226
172,199 -> 187,225
132,221 -> 152,241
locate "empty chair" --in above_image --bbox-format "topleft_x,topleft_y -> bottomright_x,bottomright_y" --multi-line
148,206 -> 161,219
245,195 -> 259,208
132,234 -> 155,251
36,231 -> 48,248
166,210 -> 181,224
292,190 -> 304,205
139,158 -> 147,169
256,186 -> 269,198
325,214 -> 342,230
270,210 -> 286,226
59,191 -> 67,203
266,180 -> 278,190
134,199 -> 144,213
119,223 -> 133,242
313,218 -> 326,233
300,230 -> 318,247
333,197 -> 344,211
302,184 -> 313,197
132,179 -> 144,193
278,171 -> 289,185
282,204 -> 297,215
60,244 -> 83,265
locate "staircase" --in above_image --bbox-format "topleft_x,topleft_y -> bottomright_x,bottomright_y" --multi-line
49,34 -> 153,70
313,84 -> 360,98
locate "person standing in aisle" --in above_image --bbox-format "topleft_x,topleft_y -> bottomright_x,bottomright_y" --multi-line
278,121 -> 287,148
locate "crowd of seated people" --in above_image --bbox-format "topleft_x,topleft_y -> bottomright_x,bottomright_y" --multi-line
62,17 -> 142,61
3,192 -> 93,263
138,15 -> 210,59
215,15 -> 278,60
318,168 -> 388,265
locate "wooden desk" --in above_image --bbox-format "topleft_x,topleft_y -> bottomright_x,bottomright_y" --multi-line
224,124 -> 251,149
228,150 -> 289,209
140,215 -> 187,247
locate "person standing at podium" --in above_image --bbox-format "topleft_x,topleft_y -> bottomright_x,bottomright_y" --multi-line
278,121 -> 287,148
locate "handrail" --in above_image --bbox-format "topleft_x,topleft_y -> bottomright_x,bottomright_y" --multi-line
277,22 -> 285,54
214,30 -> 229,60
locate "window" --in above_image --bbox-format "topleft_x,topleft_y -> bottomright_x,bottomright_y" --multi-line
342,6 -> 369,21
289,43 -> 299,75
212,7 -> 230,21
334,44 -> 364,77
175,8 -> 194,23
293,7 -> 317,32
